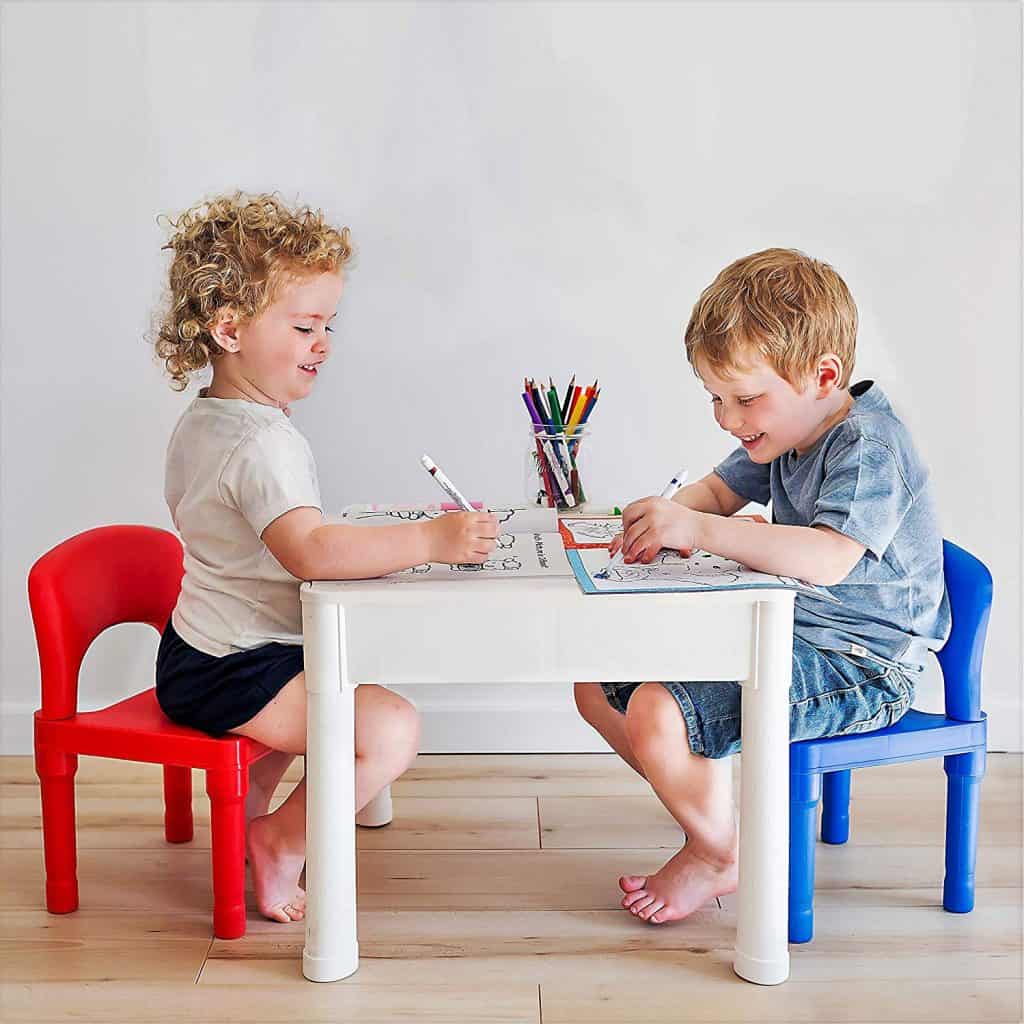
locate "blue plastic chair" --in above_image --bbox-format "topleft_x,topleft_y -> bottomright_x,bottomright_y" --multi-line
788,539 -> 991,943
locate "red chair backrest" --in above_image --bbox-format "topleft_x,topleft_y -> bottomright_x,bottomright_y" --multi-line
29,525 -> 184,721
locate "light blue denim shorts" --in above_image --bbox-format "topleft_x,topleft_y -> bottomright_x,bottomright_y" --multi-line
599,636 -> 915,760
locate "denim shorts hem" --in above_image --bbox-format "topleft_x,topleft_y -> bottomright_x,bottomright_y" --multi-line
598,638 -> 914,760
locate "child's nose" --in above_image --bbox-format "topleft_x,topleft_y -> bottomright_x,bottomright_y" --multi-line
719,409 -> 743,433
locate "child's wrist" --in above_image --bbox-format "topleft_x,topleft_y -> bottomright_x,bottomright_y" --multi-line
691,509 -> 714,552
418,520 -> 438,565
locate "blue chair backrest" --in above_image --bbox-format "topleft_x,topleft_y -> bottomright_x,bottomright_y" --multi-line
936,539 -> 992,722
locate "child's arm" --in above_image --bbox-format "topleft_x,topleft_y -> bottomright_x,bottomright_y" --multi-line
697,515 -> 865,586
672,472 -> 748,517
619,499 -> 865,586
262,507 -> 499,581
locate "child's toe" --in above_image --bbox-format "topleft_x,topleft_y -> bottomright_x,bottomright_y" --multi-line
621,888 -> 650,910
639,899 -> 665,921
631,894 -> 658,916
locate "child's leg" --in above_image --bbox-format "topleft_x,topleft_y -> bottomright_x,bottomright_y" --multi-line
229,674 -> 419,923
617,682 -> 738,924
246,751 -> 296,823
573,682 -> 646,778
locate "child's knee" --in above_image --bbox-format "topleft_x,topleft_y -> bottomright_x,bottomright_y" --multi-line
573,681 -> 608,722
624,683 -> 688,754
356,686 -> 420,771
383,692 -> 420,772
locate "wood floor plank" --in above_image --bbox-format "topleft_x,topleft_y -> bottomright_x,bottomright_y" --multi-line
539,975 -> 1020,1023
1,795 -> 541,852
0,982 -> 541,1023
538,792 -> 1019,850
355,798 -> 541,850
4,845 -> 1019,915
1,938 -> 212,983
204,902 -> 1020,962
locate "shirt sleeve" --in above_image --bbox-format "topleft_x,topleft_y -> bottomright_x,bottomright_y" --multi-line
811,434 -> 914,560
713,446 -> 772,507
219,422 -> 322,537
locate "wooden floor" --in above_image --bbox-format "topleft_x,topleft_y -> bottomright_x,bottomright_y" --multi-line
1,752 -> 1021,1023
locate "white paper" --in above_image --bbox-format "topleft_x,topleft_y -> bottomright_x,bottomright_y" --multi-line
576,546 -> 833,598
371,531 -> 573,583
335,505 -> 558,535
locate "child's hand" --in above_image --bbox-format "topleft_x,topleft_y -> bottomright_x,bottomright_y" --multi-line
425,512 -> 499,564
617,497 -> 703,563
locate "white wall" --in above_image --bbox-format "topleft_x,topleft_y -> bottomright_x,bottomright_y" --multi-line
2,1 -> 1020,753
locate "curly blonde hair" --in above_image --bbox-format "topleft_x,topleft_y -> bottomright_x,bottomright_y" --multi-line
684,248 -> 858,389
153,191 -> 353,390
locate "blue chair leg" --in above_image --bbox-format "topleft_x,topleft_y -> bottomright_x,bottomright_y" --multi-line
943,748 -> 986,913
789,770 -> 822,943
821,769 -> 852,845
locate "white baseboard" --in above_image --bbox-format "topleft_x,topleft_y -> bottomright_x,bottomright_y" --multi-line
5,691 -> 1018,756
0,693 -> 612,756
1,702 -> 37,756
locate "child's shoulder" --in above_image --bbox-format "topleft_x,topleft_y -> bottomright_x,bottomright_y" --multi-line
170,396 -> 305,462
827,380 -> 912,447
822,381 -> 928,486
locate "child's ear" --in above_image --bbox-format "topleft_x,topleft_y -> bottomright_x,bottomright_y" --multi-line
816,354 -> 844,396
210,308 -> 240,353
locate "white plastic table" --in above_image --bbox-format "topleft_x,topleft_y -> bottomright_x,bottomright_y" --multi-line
300,576 -> 795,986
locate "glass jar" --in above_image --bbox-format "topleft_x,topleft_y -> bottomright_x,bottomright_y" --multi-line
525,426 -> 591,510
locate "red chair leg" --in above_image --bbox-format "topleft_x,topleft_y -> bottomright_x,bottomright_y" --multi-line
163,765 -> 194,843
206,766 -> 248,939
35,746 -> 79,914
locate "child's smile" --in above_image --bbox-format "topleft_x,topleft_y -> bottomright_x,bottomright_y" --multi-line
697,351 -> 852,463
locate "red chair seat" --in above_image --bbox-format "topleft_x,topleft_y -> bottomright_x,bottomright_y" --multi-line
35,688 -> 270,770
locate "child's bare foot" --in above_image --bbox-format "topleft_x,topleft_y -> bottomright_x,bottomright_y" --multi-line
246,813 -> 306,923
618,843 -> 738,924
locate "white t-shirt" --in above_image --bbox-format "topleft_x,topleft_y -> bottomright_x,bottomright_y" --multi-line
165,394 -> 321,656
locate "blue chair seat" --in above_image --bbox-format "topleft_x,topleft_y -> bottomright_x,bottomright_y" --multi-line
787,539 -> 991,945
790,709 -> 988,773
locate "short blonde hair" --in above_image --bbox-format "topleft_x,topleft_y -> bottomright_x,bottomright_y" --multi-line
153,191 -> 353,390
684,248 -> 858,388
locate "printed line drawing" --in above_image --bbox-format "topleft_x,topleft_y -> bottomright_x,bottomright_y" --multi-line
451,557 -> 523,573
563,518 -> 622,542
597,549 -> 802,589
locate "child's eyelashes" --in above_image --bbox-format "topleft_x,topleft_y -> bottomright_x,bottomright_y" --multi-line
294,326 -> 335,334
710,395 -> 759,407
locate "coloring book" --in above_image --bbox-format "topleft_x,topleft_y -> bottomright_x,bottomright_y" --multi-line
568,546 -> 837,600
333,504 -> 572,581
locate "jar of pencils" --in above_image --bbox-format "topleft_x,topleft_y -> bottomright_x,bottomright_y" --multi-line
526,426 -> 592,510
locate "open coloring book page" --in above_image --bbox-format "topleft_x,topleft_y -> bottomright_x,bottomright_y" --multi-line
372,532 -> 572,583
332,505 -> 571,582
568,546 -> 837,599
336,504 -> 557,535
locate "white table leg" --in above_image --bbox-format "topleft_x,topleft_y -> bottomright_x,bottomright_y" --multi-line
356,786 -> 394,827
733,596 -> 793,985
301,598 -> 359,982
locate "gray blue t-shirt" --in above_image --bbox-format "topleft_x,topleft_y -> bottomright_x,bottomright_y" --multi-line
714,380 -> 950,673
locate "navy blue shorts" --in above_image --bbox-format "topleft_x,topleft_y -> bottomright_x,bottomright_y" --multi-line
155,620 -> 304,737
600,635 -> 914,759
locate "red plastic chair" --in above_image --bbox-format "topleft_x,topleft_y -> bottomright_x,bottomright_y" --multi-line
30,525 -> 272,939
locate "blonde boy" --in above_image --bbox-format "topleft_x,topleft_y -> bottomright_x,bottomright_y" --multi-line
575,248 -> 950,924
